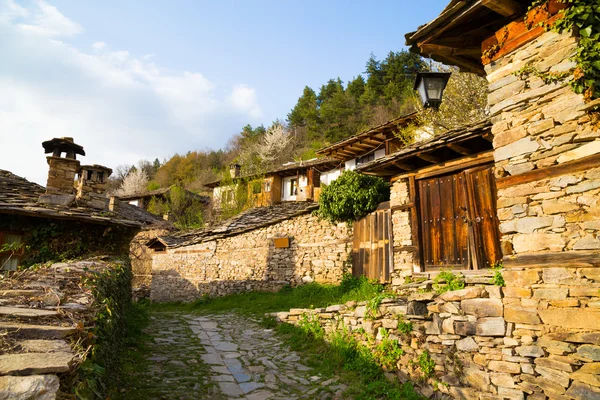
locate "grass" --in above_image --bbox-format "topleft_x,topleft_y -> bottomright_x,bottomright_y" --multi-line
275,320 -> 423,400
150,274 -> 388,316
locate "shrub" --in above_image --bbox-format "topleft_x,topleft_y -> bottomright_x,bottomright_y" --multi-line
316,170 -> 390,223
433,270 -> 465,294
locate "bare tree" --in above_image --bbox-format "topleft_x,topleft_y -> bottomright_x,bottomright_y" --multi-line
113,169 -> 149,196
257,123 -> 295,166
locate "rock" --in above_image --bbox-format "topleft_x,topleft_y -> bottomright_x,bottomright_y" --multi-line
495,137 -> 540,161
542,268 -> 573,283
503,270 -> 540,287
0,307 -> 58,318
0,323 -> 77,339
438,286 -> 483,302
454,321 -> 476,336
539,309 -> 600,330
515,217 -> 554,234
456,337 -> 479,352
461,298 -> 503,318
533,288 -> 568,300
504,305 -> 541,325
497,387 -> 525,400
557,140 -> 600,163
544,332 -> 600,345
0,375 -> 60,400
463,367 -> 490,391
20,340 -> 71,353
565,381 -> 600,400
541,199 -> 580,214
502,287 -> 532,298
354,306 -> 367,318
0,352 -> 73,375
515,346 -> 545,358
476,317 -> 506,337
577,345 -> 600,361
488,360 -> 521,374
535,357 -> 577,373
571,368 -> 600,388
494,126 -> 528,148
425,313 -> 442,334
573,235 -> 600,250
512,233 -> 566,252
491,372 -> 515,388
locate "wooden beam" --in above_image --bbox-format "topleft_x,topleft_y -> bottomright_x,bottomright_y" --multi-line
417,153 -> 442,164
393,161 -> 415,171
390,151 -> 494,182
447,143 -> 472,156
481,0 -> 523,17
496,153 -> 600,189
419,44 -> 481,56
504,250 -> 600,269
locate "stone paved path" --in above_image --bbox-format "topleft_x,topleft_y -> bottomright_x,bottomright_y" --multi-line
121,312 -> 346,400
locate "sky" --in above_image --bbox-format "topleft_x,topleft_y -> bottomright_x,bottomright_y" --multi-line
0,0 -> 448,185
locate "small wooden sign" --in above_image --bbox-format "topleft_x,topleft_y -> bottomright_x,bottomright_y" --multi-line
274,237 -> 290,248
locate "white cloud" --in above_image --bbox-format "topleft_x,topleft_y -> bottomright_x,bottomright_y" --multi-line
0,0 -> 262,185
229,84 -> 262,119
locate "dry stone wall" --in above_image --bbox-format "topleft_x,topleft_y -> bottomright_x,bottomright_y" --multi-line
273,278 -> 600,400
486,30 -> 600,257
150,213 -> 351,302
390,179 -> 415,285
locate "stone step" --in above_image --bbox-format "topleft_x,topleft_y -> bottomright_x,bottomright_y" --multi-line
0,289 -> 45,298
0,375 -> 60,399
20,340 -> 72,353
0,352 -> 74,375
0,306 -> 58,318
0,322 -> 77,339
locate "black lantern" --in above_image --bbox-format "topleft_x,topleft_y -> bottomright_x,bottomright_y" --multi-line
414,72 -> 451,109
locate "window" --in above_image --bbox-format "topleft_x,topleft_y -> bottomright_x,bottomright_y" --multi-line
264,180 -> 271,193
356,153 -> 375,166
290,179 -> 297,196
0,232 -> 24,271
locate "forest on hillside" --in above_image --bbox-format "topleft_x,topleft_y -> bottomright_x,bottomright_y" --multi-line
109,50 -> 488,196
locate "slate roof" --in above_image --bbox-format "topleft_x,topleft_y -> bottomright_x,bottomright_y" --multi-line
204,157 -> 340,188
355,119 -> 493,176
149,201 -> 318,249
0,169 -> 171,229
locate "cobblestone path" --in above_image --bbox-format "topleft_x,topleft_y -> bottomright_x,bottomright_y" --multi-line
121,312 -> 346,400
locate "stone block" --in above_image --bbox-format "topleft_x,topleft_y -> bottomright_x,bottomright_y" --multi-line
495,137 -> 540,161
464,367 -> 490,391
406,301 -> 428,316
494,125 -> 528,148
565,381 -> 600,400
533,288 -> 568,300
515,346 -> 545,358
502,287 -> 532,298
438,286 -> 484,301
513,233 -> 566,253
497,387 -> 525,400
488,360 -> 521,374
461,298 -> 503,318
539,309 -> 600,330
491,372 -> 515,388
0,375 -> 60,400
515,217 -> 554,234
454,321 -> 476,336
476,317 -> 506,337
504,305 -> 541,325
577,345 -> 600,361
456,337 -> 478,352
557,140 -> 600,164
504,269 -> 540,287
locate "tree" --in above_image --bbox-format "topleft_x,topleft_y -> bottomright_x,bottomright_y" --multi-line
113,169 -> 149,196
257,123 -> 295,167
147,186 -> 205,230
287,86 -> 320,137
316,170 -> 390,223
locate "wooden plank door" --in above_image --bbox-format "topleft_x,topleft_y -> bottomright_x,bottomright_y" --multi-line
418,173 -> 469,269
465,165 -> 502,269
352,207 -> 392,282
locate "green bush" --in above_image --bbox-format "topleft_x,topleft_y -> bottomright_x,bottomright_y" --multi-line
433,271 -> 465,294
316,170 -> 390,223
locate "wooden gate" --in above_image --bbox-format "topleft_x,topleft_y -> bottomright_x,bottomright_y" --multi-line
418,165 -> 501,270
352,204 -> 393,282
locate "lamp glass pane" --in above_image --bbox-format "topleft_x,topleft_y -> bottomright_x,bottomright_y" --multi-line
425,77 -> 444,100
417,80 -> 428,104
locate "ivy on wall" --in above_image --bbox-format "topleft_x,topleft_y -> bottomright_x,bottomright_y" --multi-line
528,0 -> 600,100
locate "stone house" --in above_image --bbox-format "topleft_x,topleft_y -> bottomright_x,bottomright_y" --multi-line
147,201 -> 351,301
0,137 -> 171,277
299,1 -> 599,399
206,157 -> 339,208
316,112 -> 422,184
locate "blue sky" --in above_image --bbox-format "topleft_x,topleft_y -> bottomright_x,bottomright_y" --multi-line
0,0 -> 448,184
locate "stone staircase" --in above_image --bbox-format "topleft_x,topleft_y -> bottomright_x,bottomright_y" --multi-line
0,261 -> 106,399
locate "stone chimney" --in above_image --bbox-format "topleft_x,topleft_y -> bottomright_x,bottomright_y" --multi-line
76,164 -> 113,209
39,137 -> 85,205
229,163 -> 241,179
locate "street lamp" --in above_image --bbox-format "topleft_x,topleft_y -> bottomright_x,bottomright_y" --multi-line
414,72 -> 451,109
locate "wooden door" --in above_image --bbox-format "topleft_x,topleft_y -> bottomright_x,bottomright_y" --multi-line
418,164 -> 501,270
465,165 -> 502,269
418,172 -> 469,269
352,206 -> 392,283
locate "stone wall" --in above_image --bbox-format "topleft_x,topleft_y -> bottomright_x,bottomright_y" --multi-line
150,213 -> 352,302
273,278 -> 600,400
390,179 -> 415,285
486,29 -> 600,257
130,228 -> 171,298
